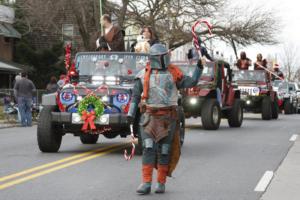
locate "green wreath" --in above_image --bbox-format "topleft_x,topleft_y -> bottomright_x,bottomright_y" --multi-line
78,94 -> 104,118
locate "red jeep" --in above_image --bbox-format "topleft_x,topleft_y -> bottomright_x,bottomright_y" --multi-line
232,70 -> 279,120
176,60 -> 243,130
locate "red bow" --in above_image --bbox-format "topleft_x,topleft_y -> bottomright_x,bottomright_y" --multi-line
81,111 -> 96,132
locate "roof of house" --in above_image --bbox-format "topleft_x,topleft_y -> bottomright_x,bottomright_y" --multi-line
0,22 -> 21,38
0,59 -> 22,73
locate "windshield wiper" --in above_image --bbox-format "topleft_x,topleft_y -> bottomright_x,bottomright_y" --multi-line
79,75 -> 91,82
119,75 -> 135,83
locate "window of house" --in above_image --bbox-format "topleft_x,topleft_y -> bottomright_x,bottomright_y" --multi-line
62,24 -> 74,46
62,24 -> 74,39
4,37 -> 10,43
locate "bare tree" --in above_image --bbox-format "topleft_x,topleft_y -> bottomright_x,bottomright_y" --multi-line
107,0 -> 279,49
280,43 -> 300,81
16,0 -> 280,51
16,0 -> 99,50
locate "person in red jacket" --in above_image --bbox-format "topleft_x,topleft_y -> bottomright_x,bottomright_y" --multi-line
236,51 -> 252,70
254,53 -> 268,70
272,64 -> 284,81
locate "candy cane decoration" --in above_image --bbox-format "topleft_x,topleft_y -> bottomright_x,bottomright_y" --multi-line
124,124 -> 136,160
256,63 -> 284,80
192,20 -> 213,58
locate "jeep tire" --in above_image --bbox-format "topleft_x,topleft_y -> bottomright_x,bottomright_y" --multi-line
201,99 -> 221,130
284,100 -> 293,114
228,99 -> 243,127
272,97 -> 279,119
37,106 -> 62,152
178,106 -> 185,146
262,96 -> 272,120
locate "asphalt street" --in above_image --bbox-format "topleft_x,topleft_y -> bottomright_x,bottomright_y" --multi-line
0,113 -> 299,200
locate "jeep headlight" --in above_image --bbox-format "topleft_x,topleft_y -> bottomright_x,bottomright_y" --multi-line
252,87 -> 260,96
92,76 -> 104,85
189,97 -> 198,105
99,114 -> 109,124
101,95 -> 110,103
72,113 -> 81,123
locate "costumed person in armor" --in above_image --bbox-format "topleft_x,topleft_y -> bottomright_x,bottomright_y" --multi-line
236,51 -> 252,70
127,44 -> 203,195
254,53 -> 268,70
97,14 -> 125,51
272,63 -> 284,81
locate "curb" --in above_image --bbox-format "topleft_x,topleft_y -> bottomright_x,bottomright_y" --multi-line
0,122 -> 37,129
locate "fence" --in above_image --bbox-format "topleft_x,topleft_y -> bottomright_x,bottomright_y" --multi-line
0,89 -> 47,106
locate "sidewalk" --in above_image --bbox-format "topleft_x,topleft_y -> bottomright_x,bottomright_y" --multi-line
0,120 -> 20,129
261,137 -> 300,200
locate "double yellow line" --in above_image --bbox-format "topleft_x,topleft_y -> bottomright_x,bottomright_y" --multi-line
0,143 -> 128,190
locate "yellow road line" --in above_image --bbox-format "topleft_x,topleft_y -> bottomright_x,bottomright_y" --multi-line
0,144 -> 128,190
0,143 -> 123,183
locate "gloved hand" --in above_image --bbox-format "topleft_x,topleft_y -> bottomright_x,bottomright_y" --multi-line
197,59 -> 204,70
127,115 -> 134,124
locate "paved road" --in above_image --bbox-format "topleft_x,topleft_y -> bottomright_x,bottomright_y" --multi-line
0,114 -> 299,200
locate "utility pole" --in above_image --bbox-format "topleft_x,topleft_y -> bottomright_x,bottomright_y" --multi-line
99,0 -> 103,33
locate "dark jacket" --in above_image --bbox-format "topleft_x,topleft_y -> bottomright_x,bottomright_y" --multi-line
104,26 -> 125,52
14,78 -> 36,98
46,83 -> 59,94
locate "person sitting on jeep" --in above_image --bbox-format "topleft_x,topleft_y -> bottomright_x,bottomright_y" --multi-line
133,26 -> 159,53
187,37 -> 214,62
98,14 -> 125,52
254,53 -> 267,70
272,64 -> 284,81
96,36 -> 109,51
236,51 -> 252,70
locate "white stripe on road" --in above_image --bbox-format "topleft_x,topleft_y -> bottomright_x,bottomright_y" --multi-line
289,134 -> 298,142
254,171 -> 274,192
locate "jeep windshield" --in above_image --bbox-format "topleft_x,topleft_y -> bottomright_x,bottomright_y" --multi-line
233,70 -> 266,82
75,52 -> 149,77
278,81 -> 289,92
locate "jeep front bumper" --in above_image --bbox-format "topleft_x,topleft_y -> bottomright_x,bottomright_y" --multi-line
51,112 -> 128,126
241,96 -> 263,110
182,96 -> 205,117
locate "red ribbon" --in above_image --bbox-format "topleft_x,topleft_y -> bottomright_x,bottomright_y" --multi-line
81,111 -> 96,132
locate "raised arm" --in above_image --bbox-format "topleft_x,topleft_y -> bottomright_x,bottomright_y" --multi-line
177,60 -> 203,89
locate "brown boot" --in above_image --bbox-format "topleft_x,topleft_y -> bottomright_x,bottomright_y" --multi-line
155,165 -> 168,193
136,164 -> 153,195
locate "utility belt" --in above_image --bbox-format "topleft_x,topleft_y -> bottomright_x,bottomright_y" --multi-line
140,105 -> 178,142
139,104 -> 178,119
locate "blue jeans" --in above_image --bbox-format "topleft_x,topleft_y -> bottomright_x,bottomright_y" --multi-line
18,97 -> 32,126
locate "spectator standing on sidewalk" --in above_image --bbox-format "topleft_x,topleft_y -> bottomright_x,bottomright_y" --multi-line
14,74 -> 22,122
46,76 -> 59,94
13,72 -> 36,127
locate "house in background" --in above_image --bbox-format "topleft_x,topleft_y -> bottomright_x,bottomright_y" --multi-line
15,0 -> 97,51
0,5 -> 22,88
